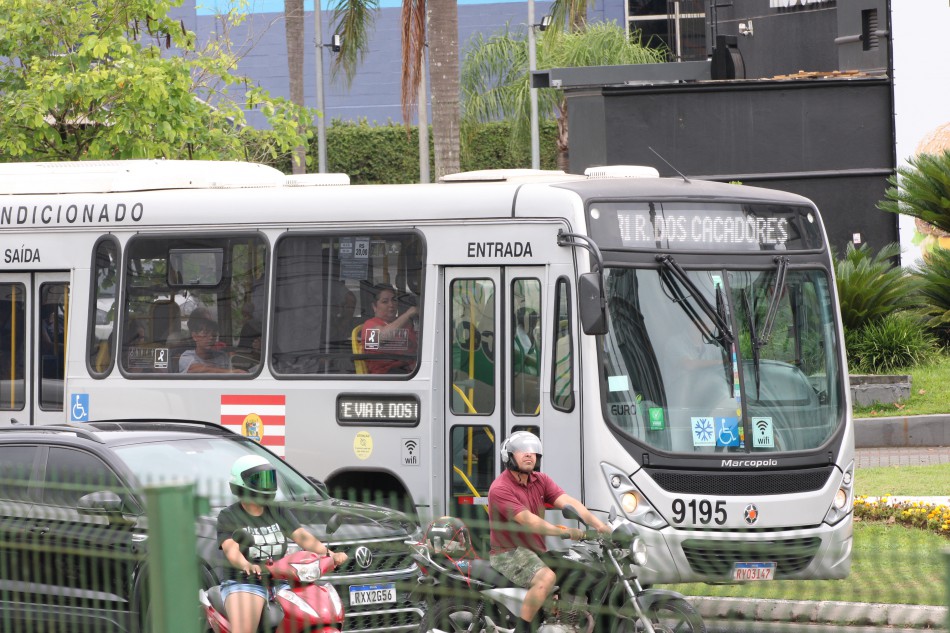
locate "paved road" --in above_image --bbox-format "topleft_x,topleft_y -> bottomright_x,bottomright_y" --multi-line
855,445 -> 950,468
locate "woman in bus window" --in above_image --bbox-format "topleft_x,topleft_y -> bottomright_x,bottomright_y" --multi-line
361,285 -> 419,374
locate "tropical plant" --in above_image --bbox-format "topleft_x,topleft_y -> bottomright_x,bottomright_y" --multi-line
847,311 -> 939,373
461,22 -> 666,170
878,150 -> 950,234
0,0 -> 311,162
834,242 -> 921,332
914,246 -> 950,340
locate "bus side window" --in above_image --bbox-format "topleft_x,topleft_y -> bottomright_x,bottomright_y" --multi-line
449,425 -> 495,552
551,277 -> 574,412
122,234 -> 265,377
89,237 -> 119,377
273,232 -> 423,376
450,279 -> 495,414
511,278 -> 541,416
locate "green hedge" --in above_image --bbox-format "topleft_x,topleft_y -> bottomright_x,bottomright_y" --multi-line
258,119 -> 560,183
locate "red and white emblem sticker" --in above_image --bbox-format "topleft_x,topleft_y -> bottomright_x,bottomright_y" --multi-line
221,394 -> 286,458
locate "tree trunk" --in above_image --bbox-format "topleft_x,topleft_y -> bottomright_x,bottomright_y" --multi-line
284,0 -> 307,173
427,0 -> 460,179
556,100 -> 570,172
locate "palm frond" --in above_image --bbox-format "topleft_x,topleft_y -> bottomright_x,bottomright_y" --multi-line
399,0 -> 426,125
327,0 -> 379,87
877,150 -> 950,233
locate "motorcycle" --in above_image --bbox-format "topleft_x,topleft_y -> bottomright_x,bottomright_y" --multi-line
200,536 -> 345,633
410,506 -> 706,633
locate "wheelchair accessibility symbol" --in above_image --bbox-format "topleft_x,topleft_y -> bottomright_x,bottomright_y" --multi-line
71,394 -> 90,422
716,417 -> 741,447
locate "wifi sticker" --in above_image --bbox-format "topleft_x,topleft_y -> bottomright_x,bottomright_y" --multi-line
402,438 -> 421,466
752,417 -> 774,448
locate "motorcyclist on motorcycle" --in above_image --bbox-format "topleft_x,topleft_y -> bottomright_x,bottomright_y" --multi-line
217,455 -> 348,633
488,431 -> 611,633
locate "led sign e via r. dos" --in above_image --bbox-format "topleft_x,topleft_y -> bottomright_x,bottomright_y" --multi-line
337,394 -> 420,426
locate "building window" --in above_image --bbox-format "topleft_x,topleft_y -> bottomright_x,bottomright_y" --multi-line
627,0 -> 706,62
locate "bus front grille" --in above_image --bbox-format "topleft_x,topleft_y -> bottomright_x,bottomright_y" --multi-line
681,537 -> 821,576
645,467 -> 833,495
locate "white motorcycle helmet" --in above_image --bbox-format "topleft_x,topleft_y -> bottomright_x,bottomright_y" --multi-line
500,430 -> 543,471
229,454 -> 278,501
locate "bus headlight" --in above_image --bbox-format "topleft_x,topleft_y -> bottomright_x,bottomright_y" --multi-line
824,460 -> 854,525
601,462 -> 668,529
621,492 -> 639,514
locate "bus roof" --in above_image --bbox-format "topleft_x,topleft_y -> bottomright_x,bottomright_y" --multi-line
0,160 -> 349,194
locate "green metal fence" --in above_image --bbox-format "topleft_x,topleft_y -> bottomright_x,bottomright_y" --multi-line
1,479 -> 948,632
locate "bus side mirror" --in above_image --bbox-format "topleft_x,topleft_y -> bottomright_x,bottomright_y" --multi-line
578,272 -> 607,335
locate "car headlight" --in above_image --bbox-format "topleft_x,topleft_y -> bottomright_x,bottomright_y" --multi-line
824,460 -> 854,525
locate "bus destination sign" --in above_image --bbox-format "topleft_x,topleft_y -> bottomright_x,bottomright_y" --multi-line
337,394 -> 421,426
588,202 -> 823,251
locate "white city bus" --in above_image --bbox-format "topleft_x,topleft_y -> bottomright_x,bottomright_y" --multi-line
0,160 -> 853,585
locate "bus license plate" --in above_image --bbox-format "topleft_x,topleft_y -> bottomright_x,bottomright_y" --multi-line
732,562 -> 776,581
349,583 -> 397,606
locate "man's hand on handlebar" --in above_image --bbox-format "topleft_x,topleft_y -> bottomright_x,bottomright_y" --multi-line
242,563 -> 263,578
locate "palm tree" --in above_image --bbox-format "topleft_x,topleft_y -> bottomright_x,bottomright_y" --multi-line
313,0 -> 459,178
461,21 -> 666,171
284,0 -> 306,173
878,150 -> 950,234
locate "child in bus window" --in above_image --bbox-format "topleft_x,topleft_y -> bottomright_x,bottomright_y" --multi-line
179,308 -> 246,374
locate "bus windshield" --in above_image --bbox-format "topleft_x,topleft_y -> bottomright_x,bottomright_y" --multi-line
601,265 -> 843,454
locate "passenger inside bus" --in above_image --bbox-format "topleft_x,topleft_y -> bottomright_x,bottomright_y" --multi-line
232,318 -> 262,371
179,308 -> 246,374
360,284 -> 419,374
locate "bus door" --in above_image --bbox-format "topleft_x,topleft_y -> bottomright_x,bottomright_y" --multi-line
0,273 -> 69,426
443,266 -> 548,549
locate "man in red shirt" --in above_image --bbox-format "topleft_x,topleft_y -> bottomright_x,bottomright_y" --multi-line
487,431 -> 609,632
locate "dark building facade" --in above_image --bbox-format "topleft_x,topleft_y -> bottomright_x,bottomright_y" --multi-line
551,0 -> 897,255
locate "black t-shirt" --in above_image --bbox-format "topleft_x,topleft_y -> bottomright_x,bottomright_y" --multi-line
217,502 -> 302,583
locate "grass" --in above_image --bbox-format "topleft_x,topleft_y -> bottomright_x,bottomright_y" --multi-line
852,353 -> 950,417
670,463 -> 950,606
856,463 -> 950,496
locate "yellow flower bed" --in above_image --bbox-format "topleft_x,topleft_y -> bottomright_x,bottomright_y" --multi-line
854,495 -> 950,536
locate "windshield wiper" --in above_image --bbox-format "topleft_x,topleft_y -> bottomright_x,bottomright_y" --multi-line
744,256 -> 789,395
656,255 -> 734,347
742,289 -> 762,394
757,256 -> 789,347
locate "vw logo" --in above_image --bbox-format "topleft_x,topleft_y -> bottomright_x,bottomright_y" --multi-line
354,546 -> 374,569
743,504 -> 759,525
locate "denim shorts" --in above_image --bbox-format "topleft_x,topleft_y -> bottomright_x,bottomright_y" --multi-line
219,579 -> 291,601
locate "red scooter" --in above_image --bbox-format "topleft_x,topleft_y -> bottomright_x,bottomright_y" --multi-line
200,549 -> 345,633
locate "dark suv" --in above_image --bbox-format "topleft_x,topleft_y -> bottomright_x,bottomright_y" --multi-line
0,420 -> 422,633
